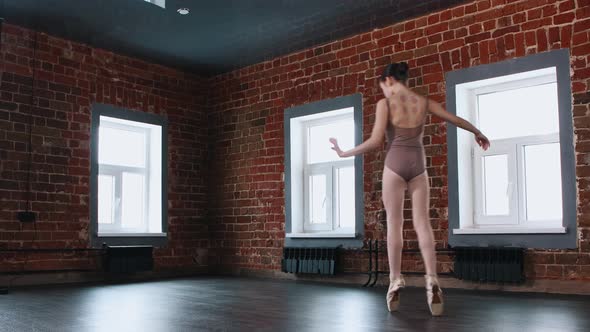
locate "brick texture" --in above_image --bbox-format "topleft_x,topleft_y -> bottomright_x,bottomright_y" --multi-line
0,24 -> 210,272
2,0 -> 590,281
207,0 -> 590,280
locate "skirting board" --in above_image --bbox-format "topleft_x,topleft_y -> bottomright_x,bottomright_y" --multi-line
4,267 -> 588,296
230,268 -> 590,296
0,267 -> 208,289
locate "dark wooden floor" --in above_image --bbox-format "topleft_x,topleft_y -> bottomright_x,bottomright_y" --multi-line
1,276 -> 589,332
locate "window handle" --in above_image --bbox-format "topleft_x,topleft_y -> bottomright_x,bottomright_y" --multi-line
506,181 -> 514,197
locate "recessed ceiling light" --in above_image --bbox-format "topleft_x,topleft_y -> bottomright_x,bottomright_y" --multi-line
177,8 -> 189,15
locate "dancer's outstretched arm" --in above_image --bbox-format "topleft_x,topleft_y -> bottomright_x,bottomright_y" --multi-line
330,98 -> 389,158
427,99 -> 490,151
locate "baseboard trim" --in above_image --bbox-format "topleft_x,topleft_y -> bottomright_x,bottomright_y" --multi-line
5,267 -> 589,296
230,268 -> 590,296
0,266 -> 209,289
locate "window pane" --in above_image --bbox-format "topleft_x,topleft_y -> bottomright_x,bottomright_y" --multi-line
98,175 -> 114,224
99,125 -> 146,167
308,118 -> 354,164
337,167 -> 355,228
477,83 -> 559,140
483,154 -> 509,216
524,143 -> 562,221
144,0 -> 165,9
121,173 -> 145,229
310,174 -> 328,224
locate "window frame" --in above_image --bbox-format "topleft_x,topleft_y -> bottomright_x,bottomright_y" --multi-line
471,75 -> 562,228
303,163 -> 333,231
90,104 -> 168,247
445,48 -> 576,249
98,120 -> 151,234
301,114 -> 355,234
143,0 -> 166,9
473,142 -> 518,226
521,138 -> 563,223
463,76 -> 565,231
284,93 -> 364,248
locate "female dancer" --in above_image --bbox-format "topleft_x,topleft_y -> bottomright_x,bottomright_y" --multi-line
329,62 -> 490,316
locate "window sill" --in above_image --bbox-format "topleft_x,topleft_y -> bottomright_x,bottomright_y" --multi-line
452,227 -> 566,234
286,232 -> 356,238
98,232 -> 167,237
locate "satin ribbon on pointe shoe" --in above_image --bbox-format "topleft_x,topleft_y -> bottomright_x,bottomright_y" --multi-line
386,274 -> 405,312
424,274 -> 444,316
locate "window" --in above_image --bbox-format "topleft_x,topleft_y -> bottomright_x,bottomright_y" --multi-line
284,94 -> 364,248
466,70 -> 563,231
302,114 -> 355,234
98,117 -> 160,234
446,49 -> 576,249
143,0 -> 166,9
90,104 -> 168,247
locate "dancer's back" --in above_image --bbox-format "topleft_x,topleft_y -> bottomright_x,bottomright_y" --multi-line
384,93 -> 428,182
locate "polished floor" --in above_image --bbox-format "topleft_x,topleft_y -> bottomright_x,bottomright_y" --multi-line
0,276 -> 589,332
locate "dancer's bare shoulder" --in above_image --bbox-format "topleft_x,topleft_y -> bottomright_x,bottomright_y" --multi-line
404,89 -> 429,108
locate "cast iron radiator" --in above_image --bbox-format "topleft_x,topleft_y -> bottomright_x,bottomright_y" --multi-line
453,247 -> 525,283
104,245 -> 154,274
281,247 -> 336,275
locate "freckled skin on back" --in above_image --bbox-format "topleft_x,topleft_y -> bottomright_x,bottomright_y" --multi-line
386,91 -> 428,128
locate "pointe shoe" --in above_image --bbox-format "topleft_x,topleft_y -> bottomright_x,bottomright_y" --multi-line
386,274 -> 405,312
424,274 -> 444,316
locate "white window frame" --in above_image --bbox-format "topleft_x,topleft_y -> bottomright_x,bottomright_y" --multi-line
287,108 -> 356,238
97,117 -> 161,236
454,69 -> 566,235
473,140 -> 518,226
303,164 -> 332,231
144,0 -> 166,9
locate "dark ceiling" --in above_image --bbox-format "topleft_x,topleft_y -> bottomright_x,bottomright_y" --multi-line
1,0 -> 467,76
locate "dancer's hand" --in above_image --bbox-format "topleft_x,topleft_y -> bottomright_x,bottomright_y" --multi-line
329,137 -> 346,157
475,132 -> 490,151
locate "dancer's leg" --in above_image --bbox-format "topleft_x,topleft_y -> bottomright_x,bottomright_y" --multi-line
407,171 -> 437,276
382,166 -> 407,280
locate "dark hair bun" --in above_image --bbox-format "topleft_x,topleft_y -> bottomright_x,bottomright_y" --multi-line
380,62 -> 410,82
397,62 -> 408,74
394,62 -> 409,80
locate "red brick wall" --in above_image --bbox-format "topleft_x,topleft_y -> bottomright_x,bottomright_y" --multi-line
1,0 -> 589,282
0,24 -> 210,273
207,0 -> 590,279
